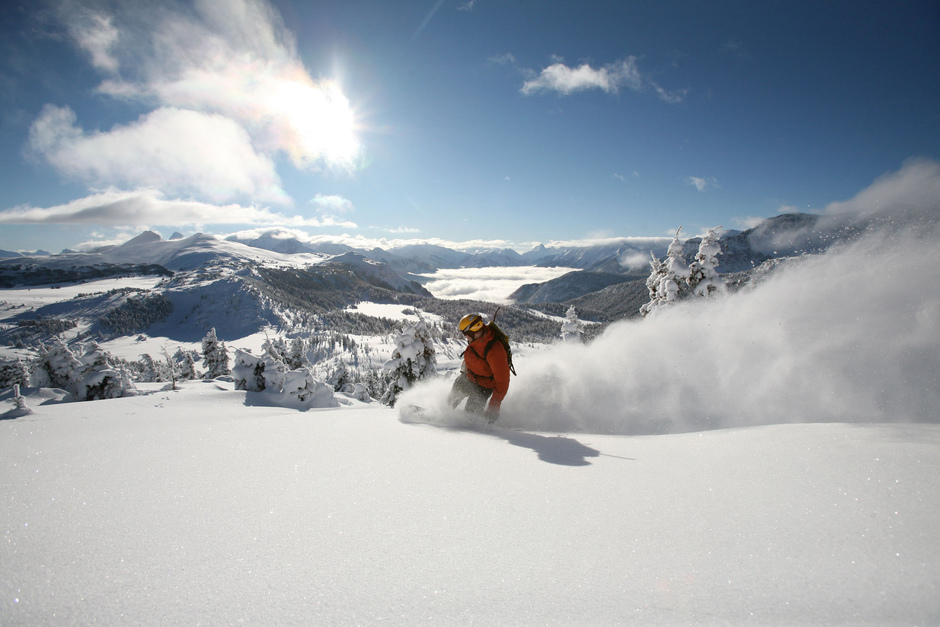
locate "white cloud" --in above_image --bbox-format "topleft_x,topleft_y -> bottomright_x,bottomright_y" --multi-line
687,176 -> 719,192
65,9 -> 120,73
419,266 -> 576,303
28,105 -> 287,205
731,215 -> 771,230
0,188 -> 347,227
55,0 -> 360,176
619,250 -> 652,270
522,57 -> 642,96
489,53 -> 517,66
543,235 -> 671,249
311,194 -> 355,215
521,56 -> 684,103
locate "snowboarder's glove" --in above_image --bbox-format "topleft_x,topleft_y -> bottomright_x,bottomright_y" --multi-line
485,407 -> 499,424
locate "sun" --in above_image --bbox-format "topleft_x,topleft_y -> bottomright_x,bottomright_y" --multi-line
267,77 -> 360,170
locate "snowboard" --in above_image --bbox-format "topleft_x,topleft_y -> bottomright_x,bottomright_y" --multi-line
399,403 -> 497,428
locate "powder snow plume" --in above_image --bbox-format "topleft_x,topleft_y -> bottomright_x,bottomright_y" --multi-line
402,205 -> 939,435
507,223 -> 938,434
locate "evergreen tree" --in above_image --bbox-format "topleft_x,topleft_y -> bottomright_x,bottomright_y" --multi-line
181,352 -> 198,380
29,338 -> 82,389
381,318 -> 437,406
662,226 -> 691,302
641,225 -> 725,316
639,252 -> 669,317
689,226 -> 726,298
202,328 -> 231,379
73,342 -> 135,401
560,306 -> 582,342
0,359 -> 30,389
173,348 -> 198,380
287,338 -> 307,370
641,227 -> 689,316
138,354 -> 161,382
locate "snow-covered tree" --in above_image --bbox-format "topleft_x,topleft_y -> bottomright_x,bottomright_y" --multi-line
688,226 -> 726,298
641,225 -> 725,316
381,318 -> 437,406
0,359 -> 30,389
639,252 -> 669,317
663,226 -> 692,301
174,350 -> 198,380
231,348 -> 337,409
137,354 -> 162,382
327,361 -> 350,391
281,370 -> 337,408
286,338 -> 307,370
201,328 -> 230,379
29,339 -> 82,389
72,342 -> 136,401
560,306 -> 582,343
29,340 -> 134,401
232,349 -> 266,392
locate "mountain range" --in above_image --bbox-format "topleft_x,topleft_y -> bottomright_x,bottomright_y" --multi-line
0,211 -> 872,345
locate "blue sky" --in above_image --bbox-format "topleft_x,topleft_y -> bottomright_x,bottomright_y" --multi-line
0,0 -> 938,254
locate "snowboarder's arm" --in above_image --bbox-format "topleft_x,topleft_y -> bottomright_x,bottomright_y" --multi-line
485,341 -> 511,410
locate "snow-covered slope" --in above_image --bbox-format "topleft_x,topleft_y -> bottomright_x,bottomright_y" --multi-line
101,231 -> 330,271
2,385 -> 937,625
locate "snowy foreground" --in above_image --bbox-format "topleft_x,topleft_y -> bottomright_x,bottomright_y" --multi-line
3,381 -> 939,625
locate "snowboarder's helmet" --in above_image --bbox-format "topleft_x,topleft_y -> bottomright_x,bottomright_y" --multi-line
459,313 -> 486,334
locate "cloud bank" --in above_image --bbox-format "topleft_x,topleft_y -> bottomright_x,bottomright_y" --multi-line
0,189 -> 345,228
420,266 -> 576,303
28,105 -> 286,204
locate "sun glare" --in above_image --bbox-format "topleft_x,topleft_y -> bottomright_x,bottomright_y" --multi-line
268,78 -> 360,170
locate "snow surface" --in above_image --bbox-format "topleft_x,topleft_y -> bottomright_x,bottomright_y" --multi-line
2,383 -> 938,625
0,276 -> 164,316
344,302 -> 445,325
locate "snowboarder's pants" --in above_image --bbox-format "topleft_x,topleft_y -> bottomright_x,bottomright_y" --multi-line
448,373 -> 493,414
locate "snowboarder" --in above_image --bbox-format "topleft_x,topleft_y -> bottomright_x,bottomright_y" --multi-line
448,313 -> 511,423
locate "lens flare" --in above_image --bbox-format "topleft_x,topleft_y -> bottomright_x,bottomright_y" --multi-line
266,76 -> 360,170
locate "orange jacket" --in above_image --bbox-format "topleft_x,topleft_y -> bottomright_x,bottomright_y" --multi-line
463,326 -> 511,409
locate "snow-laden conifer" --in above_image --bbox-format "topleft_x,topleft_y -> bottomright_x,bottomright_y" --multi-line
381,318 -> 437,406
174,349 -> 198,380
29,339 -> 83,389
72,342 -> 136,401
560,306 -> 582,342
231,348 -> 337,408
28,339 -> 134,400
688,226 -> 726,297
641,225 -> 725,315
662,226 -> 691,302
287,338 -> 307,370
201,328 -> 231,379
0,359 -> 30,389
641,226 -> 689,316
